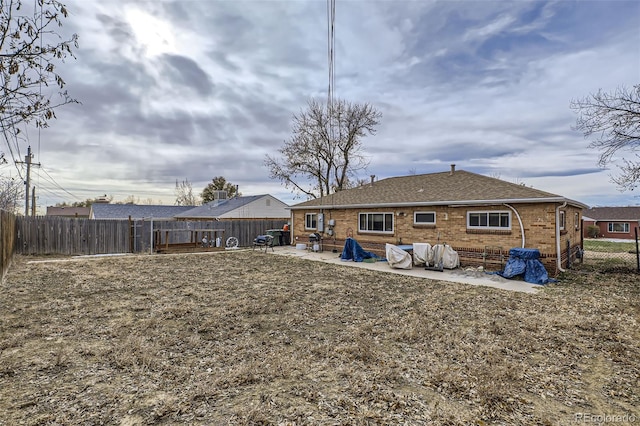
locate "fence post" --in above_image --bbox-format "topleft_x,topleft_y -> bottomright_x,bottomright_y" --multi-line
580,219 -> 584,264
636,227 -> 640,272
129,216 -> 133,253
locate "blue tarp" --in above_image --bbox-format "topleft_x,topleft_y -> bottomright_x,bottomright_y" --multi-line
341,237 -> 383,262
496,248 -> 553,285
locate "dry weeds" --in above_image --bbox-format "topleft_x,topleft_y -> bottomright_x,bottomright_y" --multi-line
0,251 -> 638,425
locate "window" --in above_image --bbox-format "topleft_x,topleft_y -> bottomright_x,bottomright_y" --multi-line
359,212 -> 394,233
575,212 -> 580,230
559,211 -> 565,230
305,213 -> 317,230
608,222 -> 630,233
414,211 -> 436,225
467,211 -> 510,230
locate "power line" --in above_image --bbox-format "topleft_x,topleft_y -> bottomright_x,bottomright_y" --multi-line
1,126 -> 25,181
37,166 -> 80,200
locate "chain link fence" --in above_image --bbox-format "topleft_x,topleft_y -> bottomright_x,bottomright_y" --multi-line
581,229 -> 640,272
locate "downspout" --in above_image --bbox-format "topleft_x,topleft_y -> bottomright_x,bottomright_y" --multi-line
556,202 -> 567,273
503,204 -> 525,248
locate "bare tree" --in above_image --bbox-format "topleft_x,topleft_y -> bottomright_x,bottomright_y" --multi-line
115,195 -> 159,205
571,84 -> 640,191
1,0 -> 78,164
117,195 -> 138,205
265,98 -> 381,199
174,178 -> 199,206
0,173 -> 22,212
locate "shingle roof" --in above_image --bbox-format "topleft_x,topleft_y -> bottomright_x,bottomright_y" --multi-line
91,204 -> 194,219
583,206 -> 640,221
290,170 -> 586,209
175,195 -> 265,218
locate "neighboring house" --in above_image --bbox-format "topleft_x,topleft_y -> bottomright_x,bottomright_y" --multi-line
175,194 -> 289,221
90,204 -> 194,220
289,165 -> 587,275
46,206 -> 90,218
582,206 -> 640,240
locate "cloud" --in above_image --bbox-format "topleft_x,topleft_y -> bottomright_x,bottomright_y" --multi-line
13,0 -> 638,210
159,54 -> 214,96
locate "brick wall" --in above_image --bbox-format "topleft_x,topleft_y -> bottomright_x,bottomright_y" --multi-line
292,202 -> 583,276
586,221 -> 638,240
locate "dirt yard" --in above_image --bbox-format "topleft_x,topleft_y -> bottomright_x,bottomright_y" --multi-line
0,251 -> 638,425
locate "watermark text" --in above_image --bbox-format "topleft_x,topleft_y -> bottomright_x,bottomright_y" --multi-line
575,413 -> 637,423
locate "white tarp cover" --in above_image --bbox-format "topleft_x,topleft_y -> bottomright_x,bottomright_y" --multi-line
385,243 -> 413,269
412,243 -> 432,266
431,243 -> 460,269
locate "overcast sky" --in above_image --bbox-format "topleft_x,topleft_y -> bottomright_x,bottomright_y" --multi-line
2,0 -> 639,211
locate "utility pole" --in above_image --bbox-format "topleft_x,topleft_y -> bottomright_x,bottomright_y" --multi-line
15,146 -> 41,216
31,186 -> 36,216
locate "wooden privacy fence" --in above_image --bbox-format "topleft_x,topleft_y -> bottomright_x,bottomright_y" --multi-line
15,216 -> 287,256
1,209 -> 17,280
128,219 -> 287,253
16,217 -> 131,255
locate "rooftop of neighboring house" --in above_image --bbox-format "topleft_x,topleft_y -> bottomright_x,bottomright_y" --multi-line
176,194 -> 288,218
46,206 -> 91,218
90,204 -> 194,220
291,166 -> 587,209
583,206 -> 640,221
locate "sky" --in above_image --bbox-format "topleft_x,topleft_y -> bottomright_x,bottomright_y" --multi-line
2,0 -> 639,212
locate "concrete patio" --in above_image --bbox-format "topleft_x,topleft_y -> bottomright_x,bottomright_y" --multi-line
269,245 -> 544,294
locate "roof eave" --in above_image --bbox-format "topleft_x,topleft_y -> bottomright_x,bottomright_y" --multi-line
290,197 -> 588,210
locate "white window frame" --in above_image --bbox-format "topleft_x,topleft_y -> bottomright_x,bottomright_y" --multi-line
559,211 -> 566,230
608,222 -> 630,233
467,210 -> 511,230
575,212 -> 580,230
305,213 -> 317,230
359,212 -> 394,234
414,211 -> 436,225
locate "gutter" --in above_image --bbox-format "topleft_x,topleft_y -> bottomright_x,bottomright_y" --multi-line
289,197 -> 587,210
556,201 -> 567,273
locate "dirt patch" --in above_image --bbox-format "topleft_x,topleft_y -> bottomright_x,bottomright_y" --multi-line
1,251 -> 638,425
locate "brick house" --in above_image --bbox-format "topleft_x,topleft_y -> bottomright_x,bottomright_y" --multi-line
582,206 -> 640,240
289,166 -> 587,275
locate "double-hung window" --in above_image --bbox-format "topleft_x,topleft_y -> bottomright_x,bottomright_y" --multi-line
467,211 -> 511,230
305,213 -> 317,230
608,222 -> 629,233
559,211 -> 566,230
414,211 -> 436,225
359,212 -> 394,233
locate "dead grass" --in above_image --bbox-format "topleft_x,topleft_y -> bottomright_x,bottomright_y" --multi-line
0,251 -> 638,425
